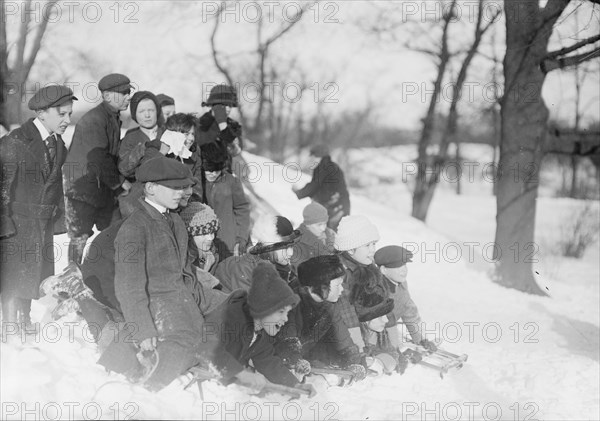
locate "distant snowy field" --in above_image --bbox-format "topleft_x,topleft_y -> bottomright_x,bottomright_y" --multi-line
1,146 -> 598,420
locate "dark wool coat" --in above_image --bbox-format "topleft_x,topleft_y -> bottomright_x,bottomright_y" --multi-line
290,223 -> 336,268
114,199 -> 205,345
117,127 -> 153,179
0,119 -> 67,298
214,253 -> 262,292
81,219 -> 124,313
203,289 -> 299,387
64,102 -> 122,208
198,171 -> 250,257
294,156 -> 350,218
274,287 -> 358,367
197,112 -> 243,173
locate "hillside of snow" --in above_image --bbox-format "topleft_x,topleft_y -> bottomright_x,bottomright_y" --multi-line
2,149 -> 599,420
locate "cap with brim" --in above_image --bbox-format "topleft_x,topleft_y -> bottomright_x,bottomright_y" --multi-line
28,85 -> 78,110
98,73 -> 132,93
136,155 -> 195,188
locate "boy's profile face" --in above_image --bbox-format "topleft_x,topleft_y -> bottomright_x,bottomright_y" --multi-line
367,315 -> 388,333
325,277 -> 344,303
162,105 -> 176,121
257,305 -> 293,336
178,186 -> 193,208
384,265 -> 408,284
146,183 -> 186,210
351,241 -> 378,265
306,222 -> 327,239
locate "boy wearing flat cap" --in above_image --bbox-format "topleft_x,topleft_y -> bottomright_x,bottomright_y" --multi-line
64,73 -> 133,264
1,85 -> 77,327
113,156 -> 210,391
374,245 -> 437,352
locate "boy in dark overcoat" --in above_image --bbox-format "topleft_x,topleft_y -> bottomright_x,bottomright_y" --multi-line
1,85 -> 77,326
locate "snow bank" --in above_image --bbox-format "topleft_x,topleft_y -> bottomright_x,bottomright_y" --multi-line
1,151 -> 598,420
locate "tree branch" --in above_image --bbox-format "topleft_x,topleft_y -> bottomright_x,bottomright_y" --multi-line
546,34 -> 600,59
23,0 -> 58,82
541,46 -> 600,73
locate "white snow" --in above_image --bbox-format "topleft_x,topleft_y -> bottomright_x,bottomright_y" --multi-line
2,147 -> 599,420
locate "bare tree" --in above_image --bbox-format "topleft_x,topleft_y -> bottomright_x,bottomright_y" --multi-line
494,0 -> 600,295
1,0 -> 58,127
412,0 -> 501,220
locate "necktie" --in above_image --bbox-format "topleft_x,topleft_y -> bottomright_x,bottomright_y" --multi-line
46,135 -> 57,168
163,211 -> 175,232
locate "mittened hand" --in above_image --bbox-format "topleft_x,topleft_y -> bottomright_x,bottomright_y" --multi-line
346,364 -> 367,382
420,338 -> 438,352
212,104 -> 228,124
294,359 -> 312,376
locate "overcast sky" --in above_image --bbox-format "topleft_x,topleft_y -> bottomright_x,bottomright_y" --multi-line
5,0 -> 599,130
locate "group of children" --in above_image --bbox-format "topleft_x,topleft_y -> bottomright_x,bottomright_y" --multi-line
30,84 -> 435,397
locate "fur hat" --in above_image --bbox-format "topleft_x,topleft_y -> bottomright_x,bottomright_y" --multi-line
179,202 -> 219,236
303,202 -> 329,225
248,261 -> 300,319
250,216 -> 301,255
298,255 -> 345,292
334,215 -> 380,251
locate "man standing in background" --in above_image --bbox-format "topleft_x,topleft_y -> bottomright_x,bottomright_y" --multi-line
63,73 -> 133,264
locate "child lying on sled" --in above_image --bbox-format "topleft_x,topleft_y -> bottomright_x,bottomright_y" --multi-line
273,255 -> 369,382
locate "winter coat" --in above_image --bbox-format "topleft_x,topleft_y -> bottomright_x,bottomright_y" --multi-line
64,101 -> 123,208
295,156 -> 350,218
336,253 -> 393,329
197,111 -> 242,172
384,276 -> 423,344
290,223 -> 336,268
0,119 -> 67,298
81,219 -> 124,313
198,171 -> 250,257
203,289 -> 299,387
214,254 -> 296,293
114,198 -> 205,345
274,287 -> 358,367
117,127 -> 158,179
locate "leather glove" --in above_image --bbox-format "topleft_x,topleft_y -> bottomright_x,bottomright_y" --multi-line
212,104 -> 228,125
403,349 -> 422,364
294,359 -> 311,376
346,364 -> 367,382
420,338 -> 438,352
395,351 -> 409,374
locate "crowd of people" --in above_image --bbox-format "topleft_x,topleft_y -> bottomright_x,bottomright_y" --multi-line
0,74 -> 436,396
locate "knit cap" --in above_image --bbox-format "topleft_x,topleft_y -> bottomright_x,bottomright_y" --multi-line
179,202 -> 219,236
248,261 -> 300,319
303,202 -> 329,225
334,215 -> 380,251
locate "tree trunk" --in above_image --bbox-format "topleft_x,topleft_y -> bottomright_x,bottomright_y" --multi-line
494,0 -> 560,296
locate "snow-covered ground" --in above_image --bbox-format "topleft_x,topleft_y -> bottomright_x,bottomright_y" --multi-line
1,148 -> 599,420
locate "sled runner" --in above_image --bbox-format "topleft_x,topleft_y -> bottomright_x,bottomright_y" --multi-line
185,366 -> 311,399
402,340 -> 468,379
